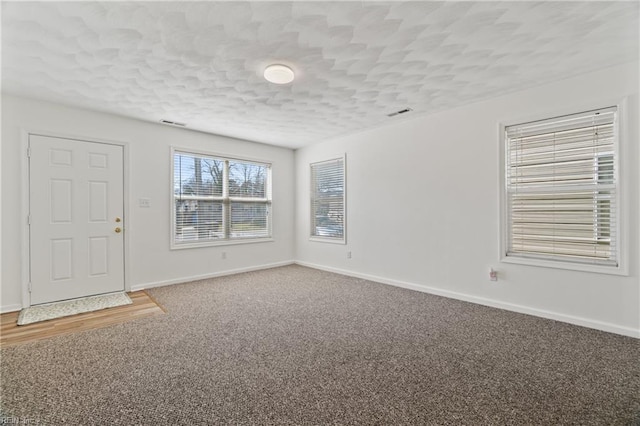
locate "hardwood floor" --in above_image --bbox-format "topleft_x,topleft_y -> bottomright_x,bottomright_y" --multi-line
0,291 -> 165,348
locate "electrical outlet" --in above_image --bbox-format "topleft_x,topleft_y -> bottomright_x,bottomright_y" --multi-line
139,198 -> 151,208
221,251 -> 227,260
347,251 -> 352,259
489,268 -> 498,281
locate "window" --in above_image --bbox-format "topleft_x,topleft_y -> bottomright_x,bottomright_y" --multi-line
503,106 -> 619,269
172,150 -> 271,247
310,157 -> 345,242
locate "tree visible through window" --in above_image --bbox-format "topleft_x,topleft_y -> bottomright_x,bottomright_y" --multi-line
173,150 -> 271,246
504,107 -> 618,267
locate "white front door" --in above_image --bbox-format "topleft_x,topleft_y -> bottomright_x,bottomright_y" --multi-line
29,134 -> 125,305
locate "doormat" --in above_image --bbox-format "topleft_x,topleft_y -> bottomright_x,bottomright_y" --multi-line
17,292 -> 132,326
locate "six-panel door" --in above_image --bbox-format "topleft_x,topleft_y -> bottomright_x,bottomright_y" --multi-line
29,135 -> 125,305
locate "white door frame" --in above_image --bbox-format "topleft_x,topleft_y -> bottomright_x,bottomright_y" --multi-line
20,129 -> 131,308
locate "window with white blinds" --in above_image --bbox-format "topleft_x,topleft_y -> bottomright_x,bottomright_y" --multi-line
173,150 -> 271,247
310,157 -> 345,241
504,106 -> 618,267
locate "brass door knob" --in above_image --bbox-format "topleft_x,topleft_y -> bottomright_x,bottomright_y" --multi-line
115,227 -> 122,233
115,217 -> 121,223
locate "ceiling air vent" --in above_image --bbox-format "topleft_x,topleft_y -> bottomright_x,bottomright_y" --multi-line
387,108 -> 413,117
160,119 -> 186,127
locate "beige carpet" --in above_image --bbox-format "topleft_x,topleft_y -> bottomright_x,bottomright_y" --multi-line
1,265 -> 638,425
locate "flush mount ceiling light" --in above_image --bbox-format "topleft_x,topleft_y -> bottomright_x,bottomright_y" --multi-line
263,64 -> 294,84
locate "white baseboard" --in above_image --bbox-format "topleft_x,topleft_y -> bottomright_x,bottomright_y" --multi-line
131,260 -> 295,292
1,303 -> 23,314
295,261 -> 640,339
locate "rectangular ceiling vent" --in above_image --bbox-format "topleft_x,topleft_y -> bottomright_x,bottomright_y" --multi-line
387,108 -> 413,118
160,119 -> 186,127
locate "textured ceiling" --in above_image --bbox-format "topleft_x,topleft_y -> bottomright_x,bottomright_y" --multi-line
2,1 -> 638,149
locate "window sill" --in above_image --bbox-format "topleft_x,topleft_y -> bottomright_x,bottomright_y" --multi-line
501,254 -> 628,276
171,237 -> 274,250
309,236 -> 346,245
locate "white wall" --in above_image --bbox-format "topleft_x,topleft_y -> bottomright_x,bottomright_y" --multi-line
1,95 -> 295,311
295,62 -> 640,337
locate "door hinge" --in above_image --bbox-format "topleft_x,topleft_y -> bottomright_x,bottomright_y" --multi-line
28,282 -> 32,293
27,215 -> 31,226
27,147 -> 31,158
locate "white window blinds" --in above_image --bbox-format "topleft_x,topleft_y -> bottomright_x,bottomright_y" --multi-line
310,158 -> 345,240
173,151 -> 271,245
505,107 -> 618,266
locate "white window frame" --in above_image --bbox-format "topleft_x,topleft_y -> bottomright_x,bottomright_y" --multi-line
310,155 -> 346,244
170,147 -> 273,249
499,99 -> 629,276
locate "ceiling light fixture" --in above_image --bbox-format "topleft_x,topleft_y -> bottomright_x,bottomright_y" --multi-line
264,64 -> 295,84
